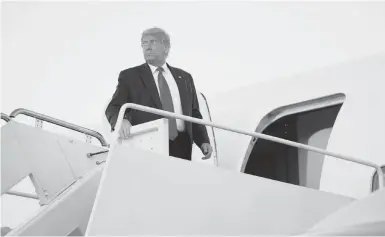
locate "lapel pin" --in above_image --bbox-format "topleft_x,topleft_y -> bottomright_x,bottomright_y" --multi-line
178,75 -> 182,79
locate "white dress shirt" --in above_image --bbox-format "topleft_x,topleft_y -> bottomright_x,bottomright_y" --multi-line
148,63 -> 185,131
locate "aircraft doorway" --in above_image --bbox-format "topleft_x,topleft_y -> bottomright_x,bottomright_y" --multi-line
242,94 -> 345,189
245,115 -> 300,185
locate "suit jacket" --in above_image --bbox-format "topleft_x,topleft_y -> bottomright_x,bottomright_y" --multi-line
105,63 -> 210,147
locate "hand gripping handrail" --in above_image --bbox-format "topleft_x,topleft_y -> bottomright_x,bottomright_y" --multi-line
1,113 -> 11,122
10,108 -> 108,147
113,103 -> 384,189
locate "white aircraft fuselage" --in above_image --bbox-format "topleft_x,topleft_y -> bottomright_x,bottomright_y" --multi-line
203,53 -> 385,199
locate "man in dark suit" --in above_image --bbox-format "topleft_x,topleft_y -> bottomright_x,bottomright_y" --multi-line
105,27 -> 213,161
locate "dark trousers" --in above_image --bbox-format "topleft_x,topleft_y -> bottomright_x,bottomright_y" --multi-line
169,131 -> 192,161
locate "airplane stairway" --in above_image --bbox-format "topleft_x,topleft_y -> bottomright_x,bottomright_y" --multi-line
1,111 -> 108,236
85,143 -> 354,236
1,106 -> 383,236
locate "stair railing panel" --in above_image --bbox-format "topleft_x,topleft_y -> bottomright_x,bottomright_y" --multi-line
110,103 -> 384,190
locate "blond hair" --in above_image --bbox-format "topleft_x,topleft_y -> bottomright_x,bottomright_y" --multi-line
141,27 -> 171,49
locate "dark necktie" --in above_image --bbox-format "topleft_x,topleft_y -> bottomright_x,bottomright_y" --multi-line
157,67 -> 178,140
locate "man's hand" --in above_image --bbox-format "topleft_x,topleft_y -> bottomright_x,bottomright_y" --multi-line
118,119 -> 131,140
200,143 -> 213,160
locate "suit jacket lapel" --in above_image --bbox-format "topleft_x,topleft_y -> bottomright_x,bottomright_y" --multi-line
139,63 -> 162,109
167,64 -> 189,116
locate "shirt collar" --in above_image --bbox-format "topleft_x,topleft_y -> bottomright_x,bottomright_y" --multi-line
148,62 -> 168,74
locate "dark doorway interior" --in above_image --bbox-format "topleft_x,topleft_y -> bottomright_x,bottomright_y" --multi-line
244,104 -> 342,186
244,115 -> 300,185
372,166 -> 385,192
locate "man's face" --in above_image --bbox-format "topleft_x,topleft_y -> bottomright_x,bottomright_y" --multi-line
141,34 -> 168,65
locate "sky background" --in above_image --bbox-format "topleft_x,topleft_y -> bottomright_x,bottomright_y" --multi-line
2,0 -> 385,230
3,1 -> 385,134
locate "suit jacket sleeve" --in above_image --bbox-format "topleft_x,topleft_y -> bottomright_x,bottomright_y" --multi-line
189,75 -> 210,147
105,71 -> 131,131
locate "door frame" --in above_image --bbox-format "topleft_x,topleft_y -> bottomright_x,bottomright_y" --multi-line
240,93 -> 346,173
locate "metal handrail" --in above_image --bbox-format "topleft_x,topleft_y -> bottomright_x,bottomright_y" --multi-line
1,113 -> 11,122
10,108 -> 108,147
112,103 -> 384,189
200,92 -> 219,166
6,190 -> 39,200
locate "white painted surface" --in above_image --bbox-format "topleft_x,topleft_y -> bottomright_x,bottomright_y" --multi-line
1,122 -> 77,204
296,105 -> 341,189
1,188 -> 41,230
1,121 -> 108,228
304,188 -> 385,235
120,119 -> 169,156
301,128 -> 332,189
9,167 -> 102,236
86,145 -> 352,236
208,54 -> 385,198
56,137 -> 107,179
1,122 -> 31,194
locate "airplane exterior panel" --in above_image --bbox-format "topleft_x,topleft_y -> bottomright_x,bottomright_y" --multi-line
207,54 -> 385,198
86,145 -> 353,235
